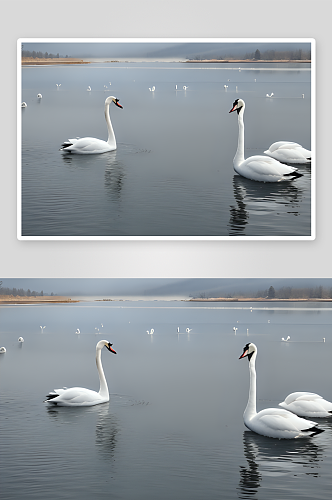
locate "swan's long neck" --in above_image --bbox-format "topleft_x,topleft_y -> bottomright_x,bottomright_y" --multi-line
233,108 -> 245,168
105,103 -> 116,148
96,347 -> 109,398
244,351 -> 257,422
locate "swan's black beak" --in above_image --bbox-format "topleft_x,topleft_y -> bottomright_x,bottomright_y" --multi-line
106,342 -> 117,354
239,343 -> 250,359
114,99 -> 123,109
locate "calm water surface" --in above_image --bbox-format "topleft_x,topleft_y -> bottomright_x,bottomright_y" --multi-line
1,301 -> 331,499
20,62 -> 312,237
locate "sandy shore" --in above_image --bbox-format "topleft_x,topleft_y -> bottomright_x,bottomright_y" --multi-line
0,295 -> 79,304
21,57 -> 89,65
190,297 -> 331,302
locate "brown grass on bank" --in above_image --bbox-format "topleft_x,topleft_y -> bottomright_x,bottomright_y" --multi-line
22,57 -> 89,65
0,295 -> 79,304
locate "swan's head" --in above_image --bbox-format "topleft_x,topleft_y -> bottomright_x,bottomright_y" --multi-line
229,98 -> 245,114
97,340 -> 117,354
239,342 -> 257,361
105,96 -> 123,109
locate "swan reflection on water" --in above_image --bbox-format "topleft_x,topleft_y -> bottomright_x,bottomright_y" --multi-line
95,410 -> 120,461
104,156 -> 126,201
238,430 -> 326,499
228,175 -> 305,236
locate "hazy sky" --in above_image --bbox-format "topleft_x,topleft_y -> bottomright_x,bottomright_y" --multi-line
21,41 -> 311,60
1,278 -> 331,298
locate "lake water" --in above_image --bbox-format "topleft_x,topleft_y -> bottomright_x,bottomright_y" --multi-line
20,62 -> 312,238
1,300 -> 332,499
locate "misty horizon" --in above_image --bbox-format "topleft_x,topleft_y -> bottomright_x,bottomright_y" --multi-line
1,278 -> 331,299
20,40 -> 312,61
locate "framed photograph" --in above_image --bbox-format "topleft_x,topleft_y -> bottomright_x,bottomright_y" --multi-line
18,38 -> 314,240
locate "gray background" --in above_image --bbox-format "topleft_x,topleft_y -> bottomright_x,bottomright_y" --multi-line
2,0 -> 330,279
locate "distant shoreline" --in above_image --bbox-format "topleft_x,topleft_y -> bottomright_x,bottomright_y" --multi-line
21,57 -> 311,66
186,59 -> 311,64
21,57 -> 90,66
189,297 -> 331,302
0,295 -> 79,304
0,295 -> 330,305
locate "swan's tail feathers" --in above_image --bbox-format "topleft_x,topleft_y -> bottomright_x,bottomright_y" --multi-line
44,392 -> 58,402
60,141 -> 73,151
284,170 -> 303,179
303,426 -> 325,437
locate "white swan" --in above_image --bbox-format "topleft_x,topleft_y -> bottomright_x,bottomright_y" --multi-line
279,392 -> 332,418
264,141 -> 311,164
266,93 -> 274,98
0,347 -> 6,353
45,340 -> 117,406
18,337 -> 24,342
147,329 -> 154,335
229,99 -> 302,182
21,102 -> 27,108
37,93 -> 42,98
60,96 -> 123,154
87,86 -> 91,91
239,343 -> 324,439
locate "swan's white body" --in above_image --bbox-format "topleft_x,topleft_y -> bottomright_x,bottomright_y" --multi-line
45,340 -> 116,406
264,141 -> 311,164
279,392 -> 332,418
37,93 -> 42,98
266,93 -> 274,98
229,99 -> 302,182
18,337 -> 24,342
0,347 -> 6,353
239,343 -> 323,439
21,102 -> 27,108
60,96 -> 122,154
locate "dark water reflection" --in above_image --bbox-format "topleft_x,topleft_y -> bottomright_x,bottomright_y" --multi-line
228,175 -> 308,236
238,424 -> 332,499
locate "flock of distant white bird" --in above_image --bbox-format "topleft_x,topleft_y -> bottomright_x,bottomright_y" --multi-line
21,81 -> 311,181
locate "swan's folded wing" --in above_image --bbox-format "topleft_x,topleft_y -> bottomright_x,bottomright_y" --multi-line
241,156 -> 297,180
265,149 -> 310,163
291,400 -> 330,414
258,408 -> 317,432
284,392 -> 322,405
268,142 -> 302,152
